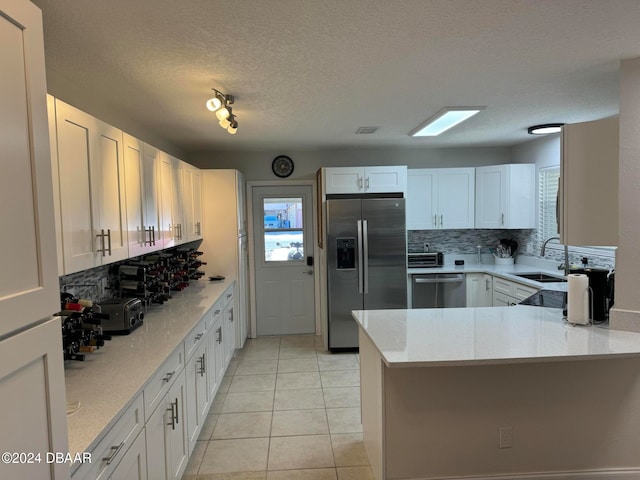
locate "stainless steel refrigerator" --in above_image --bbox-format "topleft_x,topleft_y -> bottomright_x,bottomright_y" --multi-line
327,197 -> 407,351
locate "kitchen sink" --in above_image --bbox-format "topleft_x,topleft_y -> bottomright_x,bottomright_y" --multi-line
514,273 -> 567,283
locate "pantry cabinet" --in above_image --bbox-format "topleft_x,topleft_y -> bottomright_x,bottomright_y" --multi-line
53,99 -> 129,274
324,166 -> 407,194
407,168 -> 475,229
1,1 -> 60,337
560,117 -> 618,246
475,164 -> 536,229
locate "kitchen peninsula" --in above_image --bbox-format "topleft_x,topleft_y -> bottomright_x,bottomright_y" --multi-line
353,306 -> 640,480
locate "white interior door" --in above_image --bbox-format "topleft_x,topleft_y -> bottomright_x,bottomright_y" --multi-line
252,185 -> 315,336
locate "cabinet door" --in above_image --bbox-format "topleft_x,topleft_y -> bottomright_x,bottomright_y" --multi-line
407,169 -> 437,230
94,118 -> 128,263
493,291 -> 516,307
207,321 -> 221,401
142,144 -> 161,251
0,318 -> 68,480
123,134 -> 147,257
437,168 -> 475,229
109,431 -> 147,480
561,118 -> 618,246
170,158 -> 186,245
364,166 -> 407,194
475,165 -> 505,229
0,0 -> 60,334
186,342 -> 209,453
214,317 -> 226,382
166,370 -> 188,480
55,100 -> 98,273
158,153 -> 175,248
224,303 -> 235,366
324,167 -> 363,194
183,167 -> 203,242
145,400 -> 168,480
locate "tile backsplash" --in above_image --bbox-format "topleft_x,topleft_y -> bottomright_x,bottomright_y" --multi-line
408,229 -> 615,270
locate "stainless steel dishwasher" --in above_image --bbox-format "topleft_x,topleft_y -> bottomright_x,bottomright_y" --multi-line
411,273 -> 466,308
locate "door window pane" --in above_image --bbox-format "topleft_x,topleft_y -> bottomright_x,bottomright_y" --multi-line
263,197 -> 304,262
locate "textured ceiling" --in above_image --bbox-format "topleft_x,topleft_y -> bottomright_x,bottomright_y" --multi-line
32,0 -> 640,152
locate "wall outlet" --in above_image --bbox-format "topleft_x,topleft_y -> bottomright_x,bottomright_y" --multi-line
499,426 -> 512,449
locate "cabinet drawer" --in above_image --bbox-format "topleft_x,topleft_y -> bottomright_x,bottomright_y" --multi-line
143,345 -> 184,421
514,284 -> 538,301
492,277 -> 513,296
222,284 -> 234,307
493,291 -> 518,307
72,394 -> 144,480
185,316 -> 207,360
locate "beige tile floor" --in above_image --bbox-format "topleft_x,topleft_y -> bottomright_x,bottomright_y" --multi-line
182,335 -> 375,480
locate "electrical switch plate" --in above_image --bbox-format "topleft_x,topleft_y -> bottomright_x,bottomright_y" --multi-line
499,426 -> 512,448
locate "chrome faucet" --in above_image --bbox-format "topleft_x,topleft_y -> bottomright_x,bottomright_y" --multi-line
540,236 -> 570,275
540,236 -> 560,256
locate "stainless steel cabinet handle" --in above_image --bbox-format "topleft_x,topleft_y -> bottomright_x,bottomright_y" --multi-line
229,310 -> 234,323
365,177 -> 370,189
414,276 -> 464,284
151,226 -> 156,246
501,213 -> 505,225
97,229 -> 106,256
214,309 -> 221,315
197,354 -> 206,376
440,215 -> 443,228
195,333 -> 203,341
167,399 -> 178,430
363,219 -> 369,294
103,441 -> 125,464
433,214 -> 437,227
217,326 -> 222,343
358,176 -> 363,189
162,370 -> 175,383
357,220 -> 364,294
303,269 -> 313,275
485,278 -> 490,290
226,293 -> 232,299
174,397 -> 179,424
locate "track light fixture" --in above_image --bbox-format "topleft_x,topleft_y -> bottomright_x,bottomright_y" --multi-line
206,88 -> 238,134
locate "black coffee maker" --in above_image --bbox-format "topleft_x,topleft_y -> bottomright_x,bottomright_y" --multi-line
570,268 -> 615,323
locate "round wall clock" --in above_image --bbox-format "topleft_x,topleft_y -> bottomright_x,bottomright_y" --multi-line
272,155 -> 294,178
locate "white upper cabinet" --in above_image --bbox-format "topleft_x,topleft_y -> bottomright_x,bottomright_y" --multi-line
158,152 -> 176,249
53,99 -> 129,274
0,0 -> 61,346
183,165 -> 203,242
123,134 -> 161,256
324,166 -> 407,194
560,117 -> 618,246
407,168 -> 475,230
171,157 -> 186,245
475,164 -> 535,229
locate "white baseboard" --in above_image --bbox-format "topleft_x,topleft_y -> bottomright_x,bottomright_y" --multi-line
402,468 -> 640,480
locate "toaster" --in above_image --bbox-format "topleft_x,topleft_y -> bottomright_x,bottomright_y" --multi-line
98,298 -> 144,334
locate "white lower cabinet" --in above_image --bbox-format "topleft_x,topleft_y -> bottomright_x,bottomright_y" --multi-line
492,276 -> 538,306
222,285 -> 236,366
109,430 -> 147,480
72,394 -> 145,480
207,313 -> 224,403
466,273 -> 493,307
146,370 -> 188,480
186,340 -> 210,453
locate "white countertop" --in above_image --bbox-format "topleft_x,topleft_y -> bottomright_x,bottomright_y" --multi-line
352,306 -> 640,368
64,278 -> 232,457
408,262 -> 568,291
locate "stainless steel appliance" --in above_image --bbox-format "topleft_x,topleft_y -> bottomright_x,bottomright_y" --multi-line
99,298 -> 144,334
327,197 -> 407,351
408,252 -> 444,268
411,273 -> 466,308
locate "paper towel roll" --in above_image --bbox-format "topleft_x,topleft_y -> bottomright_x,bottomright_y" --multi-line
567,274 -> 589,325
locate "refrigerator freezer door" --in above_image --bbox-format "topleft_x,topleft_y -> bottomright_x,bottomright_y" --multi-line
327,199 -> 363,350
362,198 -> 407,310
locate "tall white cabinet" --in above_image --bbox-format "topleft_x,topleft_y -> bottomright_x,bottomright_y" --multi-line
0,1 -> 69,478
407,168 -> 475,230
201,170 -> 250,347
475,164 -> 536,229
560,117 -> 619,246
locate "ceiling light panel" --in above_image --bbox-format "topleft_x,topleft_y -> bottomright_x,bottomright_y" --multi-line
410,107 -> 486,137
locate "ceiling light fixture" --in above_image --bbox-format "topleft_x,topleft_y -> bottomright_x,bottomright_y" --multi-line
410,106 -> 486,137
527,123 -> 564,135
206,88 -> 238,134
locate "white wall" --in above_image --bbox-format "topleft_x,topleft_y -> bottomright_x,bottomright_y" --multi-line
512,134 -> 560,168
610,58 -> 640,332
188,146 -> 513,181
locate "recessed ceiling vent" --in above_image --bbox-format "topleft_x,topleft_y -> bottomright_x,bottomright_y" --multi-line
355,126 -> 379,134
